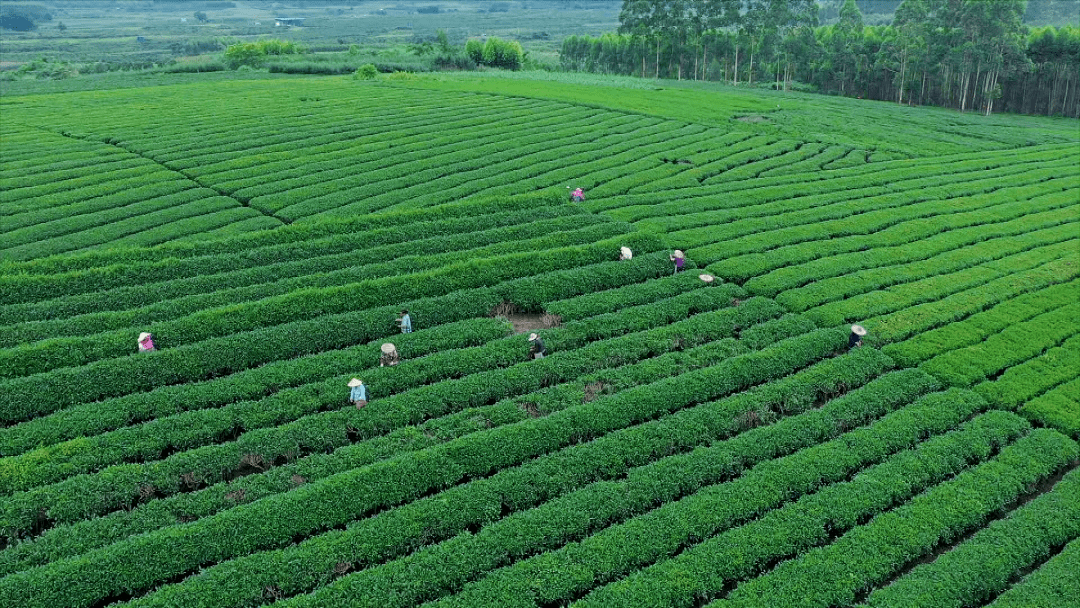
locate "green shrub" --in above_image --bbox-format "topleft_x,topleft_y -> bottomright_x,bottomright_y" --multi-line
716,430 -> 1078,608
480,37 -> 524,70
575,406 -> 1031,608
223,39 -> 302,69
354,63 -> 378,79
862,467 -> 1080,608
464,40 -> 484,64
988,536 -> 1080,608
437,391 -> 1018,608
0,328 -> 864,607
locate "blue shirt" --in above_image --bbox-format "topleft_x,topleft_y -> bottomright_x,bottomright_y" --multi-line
400,314 -> 412,333
350,384 -> 367,401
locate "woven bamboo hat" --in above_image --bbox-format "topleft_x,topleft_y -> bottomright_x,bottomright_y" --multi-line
851,324 -> 867,336
381,343 -> 396,354
673,250 -> 685,258
138,332 -> 152,342
620,246 -> 632,258
348,378 -> 363,387
528,333 -> 538,341
699,273 -> 715,283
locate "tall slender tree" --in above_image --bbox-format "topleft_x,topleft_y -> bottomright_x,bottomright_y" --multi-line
832,0 -> 866,94
619,0 -> 661,77
582,0 -> 1075,116
887,0 -> 929,104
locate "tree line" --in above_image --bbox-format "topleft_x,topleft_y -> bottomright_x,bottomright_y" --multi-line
559,0 -> 1079,118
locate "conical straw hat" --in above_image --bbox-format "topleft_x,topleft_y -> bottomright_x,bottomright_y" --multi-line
699,273 -> 715,283
380,343 -> 396,354
673,250 -> 684,258
620,246 -> 632,258
851,324 -> 867,336
528,333 -> 538,341
138,332 -> 152,342
348,378 -> 363,387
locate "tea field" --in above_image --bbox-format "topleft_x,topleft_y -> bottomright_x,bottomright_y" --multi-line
0,73 -> 1078,608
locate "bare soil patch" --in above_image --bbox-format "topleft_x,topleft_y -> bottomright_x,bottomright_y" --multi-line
505,313 -> 548,335
489,301 -> 561,334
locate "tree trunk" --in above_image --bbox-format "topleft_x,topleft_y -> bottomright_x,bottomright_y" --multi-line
1063,70 -> 1073,117
898,46 -> 907,105
734,45 -> 739,85
1048,64 -> 1055,115
942,63 -> 951,109
1054,64 -> 1066,116
748,38 -> 755,86
776,55 -> 781,91
655,37 -> 660,79
970,61 -> 981,113
668,41 -> 674,79
963,69 -> 972,111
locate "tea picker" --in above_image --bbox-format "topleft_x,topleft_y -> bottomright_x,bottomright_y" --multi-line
699,273 -> 715,283
849,324 -> 867,349
348,378 -> 368,408
571,187 -> 585,202
398,309 -> 412,334
528,333 -> 546,359
670,250 -> 685,274
137,332 -> 156,352
619,246 -> 633,261
380,343 -> 400,367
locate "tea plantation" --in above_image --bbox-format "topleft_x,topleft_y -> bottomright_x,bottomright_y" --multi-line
0,73 -> 1077,608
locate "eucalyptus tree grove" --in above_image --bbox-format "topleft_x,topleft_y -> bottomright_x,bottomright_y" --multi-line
560,0 -> 1079,117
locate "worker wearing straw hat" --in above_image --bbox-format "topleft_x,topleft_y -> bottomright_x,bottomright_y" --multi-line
348,378 -> 368,408
380,343 -> 400,367
670,250 -> 685,274
571,187 -> 585,202
699,273 -> 715,283
619,246 -> 633,261
849,324 -> 867,349
528,333 -> 546,359
137,332 -> 156,353
398,309 -> 412,334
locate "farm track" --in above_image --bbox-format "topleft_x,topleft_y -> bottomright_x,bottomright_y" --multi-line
0,79 -> 1077,608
